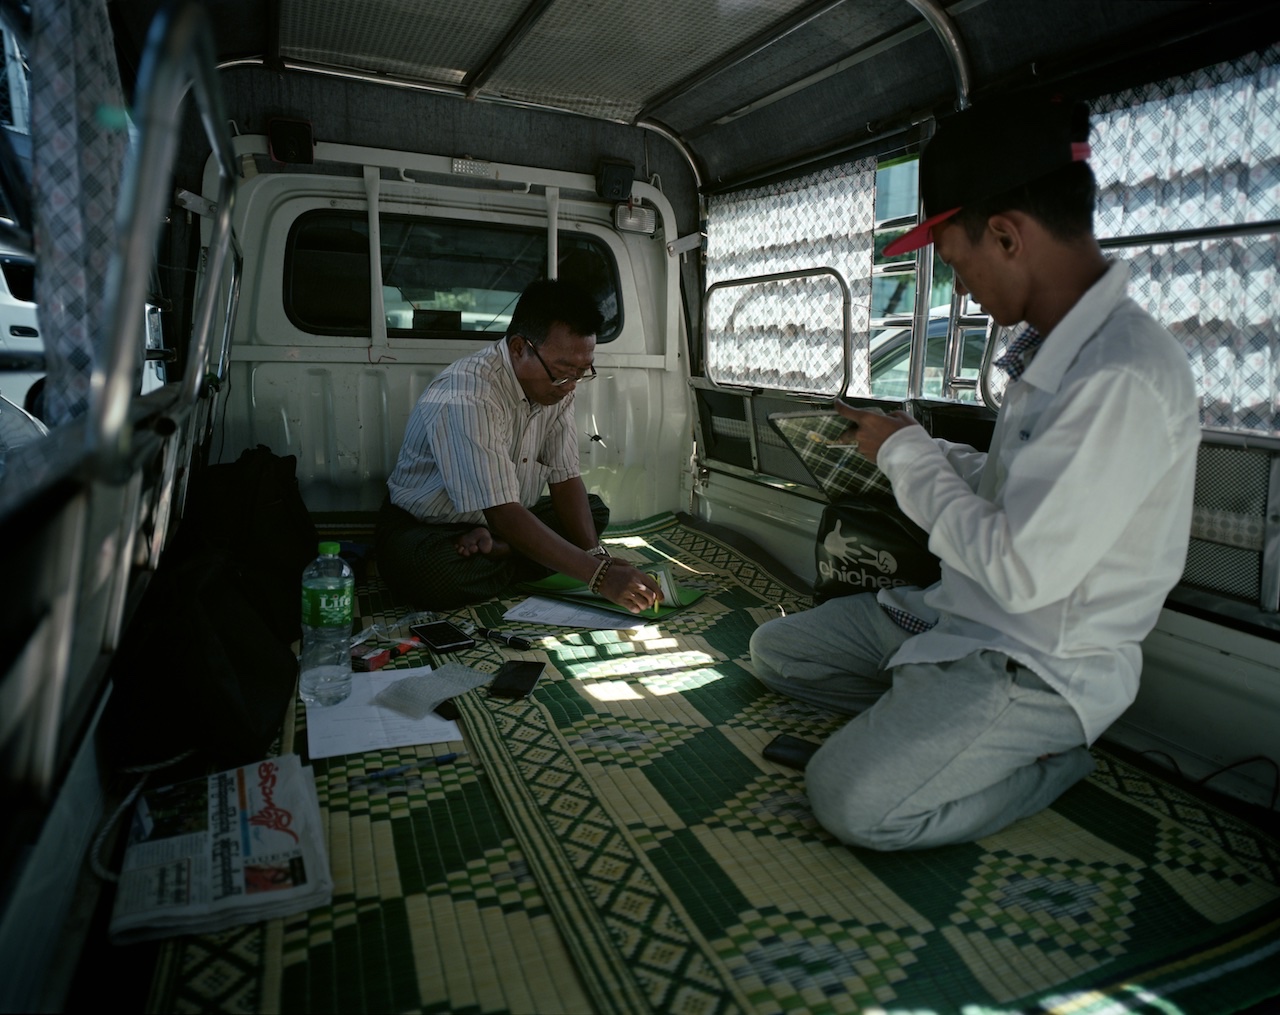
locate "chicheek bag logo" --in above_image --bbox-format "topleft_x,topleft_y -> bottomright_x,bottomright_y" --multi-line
818,520 -> 909,589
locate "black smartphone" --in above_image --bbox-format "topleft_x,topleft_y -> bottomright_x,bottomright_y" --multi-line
434,698 -> 460,722
488,660 -> 545,700
410,621 -> 476,653
762,733 -> 822,771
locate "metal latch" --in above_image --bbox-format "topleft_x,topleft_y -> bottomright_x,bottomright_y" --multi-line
174,188 -> 216,218
666,232 -> 704,258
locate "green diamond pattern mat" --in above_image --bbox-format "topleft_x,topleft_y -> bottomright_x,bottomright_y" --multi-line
148,514 -> 1280,1014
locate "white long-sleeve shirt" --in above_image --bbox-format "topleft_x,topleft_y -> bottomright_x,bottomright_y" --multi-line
876,260 -> 1200,744
387,340 -> 579,524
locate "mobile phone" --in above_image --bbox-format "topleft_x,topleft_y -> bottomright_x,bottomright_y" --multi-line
410,621 -> 476,653
434,698 -> 460,722
488,660 -> 545,700
762,733 -> 822,771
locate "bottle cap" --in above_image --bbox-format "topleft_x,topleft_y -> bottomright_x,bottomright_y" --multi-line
319,541 -> 341,556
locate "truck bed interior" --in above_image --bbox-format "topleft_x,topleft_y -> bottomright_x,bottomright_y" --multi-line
72,514 -> 1280,1013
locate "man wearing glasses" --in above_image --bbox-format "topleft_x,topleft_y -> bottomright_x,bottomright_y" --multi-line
378,278 -> 663,613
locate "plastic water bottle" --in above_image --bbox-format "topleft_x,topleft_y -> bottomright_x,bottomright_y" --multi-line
299,541 -> 354,706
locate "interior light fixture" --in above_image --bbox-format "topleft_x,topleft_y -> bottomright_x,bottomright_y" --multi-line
615,201 -> 656,234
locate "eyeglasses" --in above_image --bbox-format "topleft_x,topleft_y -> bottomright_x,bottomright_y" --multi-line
522,336 -> 597,386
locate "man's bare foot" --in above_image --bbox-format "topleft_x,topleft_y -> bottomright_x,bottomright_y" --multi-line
455,526 -> 511,558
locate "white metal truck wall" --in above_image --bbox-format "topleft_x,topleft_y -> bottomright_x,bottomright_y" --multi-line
221,359 -> 692,518
1106,610 -> 1280,807
207,139 -> 692,519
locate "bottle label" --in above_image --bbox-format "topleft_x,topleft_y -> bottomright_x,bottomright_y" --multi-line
301,584 -> 353,627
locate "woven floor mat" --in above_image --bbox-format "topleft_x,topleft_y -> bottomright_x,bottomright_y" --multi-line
148,514 -> 1280,1014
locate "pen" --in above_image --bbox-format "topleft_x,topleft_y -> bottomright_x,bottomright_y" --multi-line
475,628 -> 533,650
350,752 -> 465,784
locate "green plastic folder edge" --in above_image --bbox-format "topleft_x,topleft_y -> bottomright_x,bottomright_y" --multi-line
519,570 -> 704,618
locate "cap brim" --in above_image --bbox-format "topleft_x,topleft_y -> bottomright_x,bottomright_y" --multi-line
882,206 -> 961,258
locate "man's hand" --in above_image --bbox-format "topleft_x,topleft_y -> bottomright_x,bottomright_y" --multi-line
832,401 -> 921,464
597,562 -> 664,614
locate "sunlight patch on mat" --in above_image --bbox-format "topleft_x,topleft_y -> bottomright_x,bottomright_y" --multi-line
561,668 -> 728,697
606,535 -> 716,578
582,680 -> 644,701
563,648 -> 730,695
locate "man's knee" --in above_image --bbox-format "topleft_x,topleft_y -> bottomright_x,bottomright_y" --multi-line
586,493 -> 610,534
806,747 -> 915,850
748,615 -> 792,689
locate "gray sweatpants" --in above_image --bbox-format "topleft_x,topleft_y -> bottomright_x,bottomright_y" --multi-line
749,592 -> 1094,851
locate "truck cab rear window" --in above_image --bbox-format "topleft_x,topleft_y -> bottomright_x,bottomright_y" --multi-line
283,210 -> 621,342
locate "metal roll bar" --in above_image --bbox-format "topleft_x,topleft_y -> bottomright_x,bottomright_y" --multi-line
903,0 -> 973,110
704,266 -> 853,396
88,0 -> 240,477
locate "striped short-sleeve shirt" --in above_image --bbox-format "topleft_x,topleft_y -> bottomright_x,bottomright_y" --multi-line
386,339 -> 579,524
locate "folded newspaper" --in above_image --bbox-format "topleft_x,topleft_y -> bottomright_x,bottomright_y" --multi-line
108,753 -> 332,943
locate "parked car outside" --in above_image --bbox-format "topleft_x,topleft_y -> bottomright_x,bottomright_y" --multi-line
0,246 -> 41,411
0,246 -> 168,423
867,308 -> 987,402
0,391 -> 48,482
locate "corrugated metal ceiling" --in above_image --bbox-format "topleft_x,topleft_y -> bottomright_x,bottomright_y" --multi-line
107,0 -> 1275,189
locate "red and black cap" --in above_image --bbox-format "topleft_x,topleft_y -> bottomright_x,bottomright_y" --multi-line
883,97 -> 1092,258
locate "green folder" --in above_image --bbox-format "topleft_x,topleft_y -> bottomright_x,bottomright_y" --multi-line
520,562 -> 704,618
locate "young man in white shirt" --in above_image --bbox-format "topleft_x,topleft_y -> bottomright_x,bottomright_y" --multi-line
378,279 -> 662,613
750,97 -> 1200,850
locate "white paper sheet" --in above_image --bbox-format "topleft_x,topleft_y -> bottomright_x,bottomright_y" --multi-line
502,595 -> 645,629
304,666 -> 463,759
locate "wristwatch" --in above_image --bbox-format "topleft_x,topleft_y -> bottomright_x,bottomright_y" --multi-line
588,544 -> 609,558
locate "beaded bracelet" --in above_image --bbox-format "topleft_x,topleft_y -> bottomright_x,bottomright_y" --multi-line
588,556 -> 613,595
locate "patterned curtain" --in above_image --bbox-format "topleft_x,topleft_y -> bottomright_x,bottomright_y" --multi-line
991,46 -> 1280,434
30,0 -> 128,426
704,159 -> 875,395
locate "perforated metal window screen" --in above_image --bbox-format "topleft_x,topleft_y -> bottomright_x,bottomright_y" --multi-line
1180,443 -> 1272,604
710,416 -> 750,441
1181,539 -> 1263,603
1193,445 -> 1270,516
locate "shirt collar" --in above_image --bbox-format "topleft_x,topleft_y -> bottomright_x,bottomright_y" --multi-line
495,337 -> 536,410
994,326 -> 1045,382
1017,259 -> 1131,392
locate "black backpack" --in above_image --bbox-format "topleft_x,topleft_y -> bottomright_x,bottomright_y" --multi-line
102,446 -> 318,769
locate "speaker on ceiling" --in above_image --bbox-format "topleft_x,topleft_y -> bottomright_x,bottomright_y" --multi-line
596,158 -> 635,202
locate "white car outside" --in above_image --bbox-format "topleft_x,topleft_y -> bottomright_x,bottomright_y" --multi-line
0,248 -> 41,410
